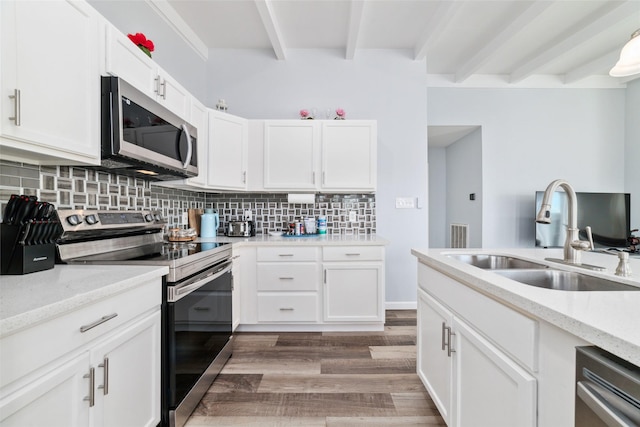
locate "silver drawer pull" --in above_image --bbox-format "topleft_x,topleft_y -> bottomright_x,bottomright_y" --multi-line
278,254 -> 294,257
194,307 -> 210,311
80,313 -> 118,333
279,277 -> 294,280
279,307 -> 294,311
83,367 -> 95,407
345,253 -> 361,256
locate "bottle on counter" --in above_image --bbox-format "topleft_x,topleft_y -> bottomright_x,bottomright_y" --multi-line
317,216 -> 327,235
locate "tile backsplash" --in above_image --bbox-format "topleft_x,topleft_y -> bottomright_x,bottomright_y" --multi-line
0,160 -> 375,234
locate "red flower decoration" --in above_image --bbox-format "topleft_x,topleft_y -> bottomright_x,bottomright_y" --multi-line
127,33 -> 154,57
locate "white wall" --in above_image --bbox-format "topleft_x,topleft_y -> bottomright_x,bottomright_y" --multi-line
428,147 -> 447,247
625,79 -> 640,230
205,49 -> 428,305
446,128 -> 483,248
428,88 -> 626,248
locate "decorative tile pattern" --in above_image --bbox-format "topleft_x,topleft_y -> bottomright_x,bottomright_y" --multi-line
0,160 -> 376,234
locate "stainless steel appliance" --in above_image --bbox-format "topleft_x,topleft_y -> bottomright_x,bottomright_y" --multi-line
99,76 -> 198,181
226,220 -> 255,237
56,209 -> 232,427
575,346 -> 640,427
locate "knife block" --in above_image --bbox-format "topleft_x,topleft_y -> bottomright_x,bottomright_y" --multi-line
1,223 -> 56,275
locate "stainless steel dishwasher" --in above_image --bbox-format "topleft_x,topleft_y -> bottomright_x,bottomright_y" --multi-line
575,346 -> 640,426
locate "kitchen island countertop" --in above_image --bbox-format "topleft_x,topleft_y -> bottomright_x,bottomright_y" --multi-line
412,247 -> 640,365
0,265 -> 168,338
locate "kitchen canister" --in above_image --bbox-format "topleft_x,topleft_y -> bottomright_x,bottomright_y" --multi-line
317,216 -> 327,234
200,209 -> 219,238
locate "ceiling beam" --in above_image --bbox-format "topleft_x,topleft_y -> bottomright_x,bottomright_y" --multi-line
146,0 -> 208,61
455,1 -> 553,83
346,0 -> 365,60
414,1 -> 463,61
563,50 -> 619,84
509,0 -> 638,83
254,0 -> 286,60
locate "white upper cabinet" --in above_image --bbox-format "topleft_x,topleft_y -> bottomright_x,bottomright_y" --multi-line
261,120 -> 377,193
104,23 -> 190,121
208,110 -> 248,190
186,97 -> 209,187
263,121 -> 319,190
0,0 -> 101,165
321,121 -> 377,192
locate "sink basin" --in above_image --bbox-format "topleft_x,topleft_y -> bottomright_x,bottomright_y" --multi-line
495,269 -> 640,292
448,254 -> 548,270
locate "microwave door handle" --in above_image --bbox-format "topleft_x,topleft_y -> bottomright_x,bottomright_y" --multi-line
181,124 -> 192,170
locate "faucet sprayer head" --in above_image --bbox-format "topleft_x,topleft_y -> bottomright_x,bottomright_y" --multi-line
536,204 -> 552,224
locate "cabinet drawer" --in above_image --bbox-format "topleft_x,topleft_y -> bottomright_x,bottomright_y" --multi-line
257,246 -> 319,262
323,246 -> 384,261
257,264 -> 319,291
418,262 -> 538,372
257,294 -> 318,322
0,278 -> 161,388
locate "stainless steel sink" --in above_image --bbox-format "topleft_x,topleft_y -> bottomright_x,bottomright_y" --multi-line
448,254 -> 548,270
495,269 -> 640,292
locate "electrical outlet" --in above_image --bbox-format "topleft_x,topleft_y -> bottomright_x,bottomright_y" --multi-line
395,197 -> 415,209
182,212 -> 188,225
349,211 -> 357,222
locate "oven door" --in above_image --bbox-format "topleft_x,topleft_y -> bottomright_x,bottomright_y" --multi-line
165,260 -> 233,427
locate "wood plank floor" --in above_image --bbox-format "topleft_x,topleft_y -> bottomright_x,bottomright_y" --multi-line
185,310 -> 446,426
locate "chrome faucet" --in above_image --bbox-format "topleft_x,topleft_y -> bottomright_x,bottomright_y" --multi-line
536,179 -> 605,271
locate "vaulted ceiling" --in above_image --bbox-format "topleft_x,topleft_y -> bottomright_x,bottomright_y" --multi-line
155,0 -> 639,85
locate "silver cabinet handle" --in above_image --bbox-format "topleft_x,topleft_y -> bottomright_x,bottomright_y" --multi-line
98,357 -> 109,395
243,171 -> 247,184
279,277 -> 294,280
445,326 -> 455,357
80,313 -> 118,333
322,171 -> 326,185
154,76 -> 161,94
9,89 -> 21,126
312,171 -> 316,184
345,253 -> 361,256
278,254 -> 294,257
576,381 -> 627,427
279,307 -> 294,311
441,322 -> 447,351
160,79 -> 167,99
83,367 -> 95,407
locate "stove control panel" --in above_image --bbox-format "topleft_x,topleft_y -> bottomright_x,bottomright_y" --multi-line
57,209 -> 166,234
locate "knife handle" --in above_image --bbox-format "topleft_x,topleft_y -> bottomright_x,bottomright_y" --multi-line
3,194 -> 19,224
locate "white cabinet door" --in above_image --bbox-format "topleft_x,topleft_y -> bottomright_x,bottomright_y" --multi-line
0,0 -> 100,165
323,263 -> 383,322
91,310 -> 161,427
232,248 -> 242,332
263,121 -> 319,190
209,111 -> 248,190
321,121 -> 376,191
187,98 -> 209,187
0,353 -> 91,427
104,24 -> 190,120
417,288 -> 454,426
453,317 -> 536,427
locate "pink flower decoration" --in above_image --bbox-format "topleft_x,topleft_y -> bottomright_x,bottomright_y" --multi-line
336,108 -> 345,117
300,109 -> 309,118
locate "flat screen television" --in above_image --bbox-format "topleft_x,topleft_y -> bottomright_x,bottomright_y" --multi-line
534,192 -> 631,249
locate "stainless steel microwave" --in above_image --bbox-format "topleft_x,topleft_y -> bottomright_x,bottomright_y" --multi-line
99,76 -> 198,181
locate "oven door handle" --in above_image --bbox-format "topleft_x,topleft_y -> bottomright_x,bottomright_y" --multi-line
576,381 -> 629,427
168,261 -> 232,302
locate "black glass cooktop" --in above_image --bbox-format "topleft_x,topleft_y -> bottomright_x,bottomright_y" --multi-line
73,241 -> 229,263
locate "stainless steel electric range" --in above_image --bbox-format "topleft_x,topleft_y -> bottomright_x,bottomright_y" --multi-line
56,209 -> 233,427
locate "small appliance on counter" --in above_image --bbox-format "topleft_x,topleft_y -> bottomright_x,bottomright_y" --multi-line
1,194 -> 62,275
200,209 -> 220,238
226,220 -> 255,237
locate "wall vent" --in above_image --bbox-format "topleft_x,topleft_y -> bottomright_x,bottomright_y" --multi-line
450,223 -> 469,248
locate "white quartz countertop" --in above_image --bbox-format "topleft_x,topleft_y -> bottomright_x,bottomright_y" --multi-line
197,233 -> 390,246
0,265 -> 168,338
411,248 -> 640,366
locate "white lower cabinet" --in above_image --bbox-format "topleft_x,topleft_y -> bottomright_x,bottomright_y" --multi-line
417,263 -> 537,427
239,244 -> 386,331
0,279 -> 162,427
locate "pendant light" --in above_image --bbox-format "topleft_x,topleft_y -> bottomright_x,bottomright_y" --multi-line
610,29 -> 640,77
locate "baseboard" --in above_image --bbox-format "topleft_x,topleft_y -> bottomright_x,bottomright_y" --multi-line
385,301 -> 417,310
